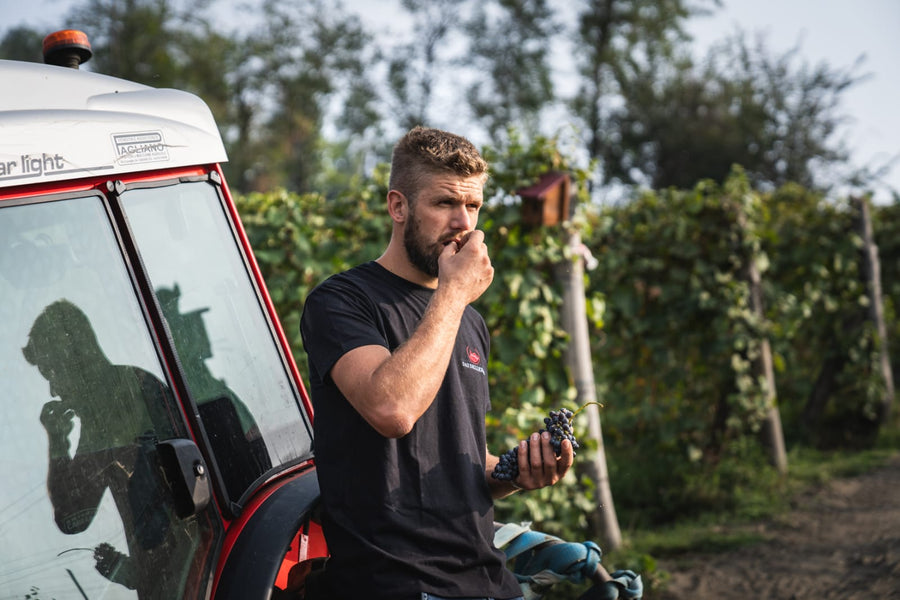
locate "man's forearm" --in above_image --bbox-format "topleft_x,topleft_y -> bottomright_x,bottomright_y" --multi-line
335,285 -> 469,438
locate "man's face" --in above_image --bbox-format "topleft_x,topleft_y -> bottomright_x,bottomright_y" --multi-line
34,359 -> 77,400
403,172 -> 485,278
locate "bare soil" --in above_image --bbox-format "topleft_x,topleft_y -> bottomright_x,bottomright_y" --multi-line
655,454 -> 900,599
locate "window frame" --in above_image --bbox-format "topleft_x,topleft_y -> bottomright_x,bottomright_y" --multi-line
107,170 -> 315,516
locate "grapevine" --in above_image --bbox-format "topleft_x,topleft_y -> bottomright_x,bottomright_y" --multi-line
491,402 -> 601,482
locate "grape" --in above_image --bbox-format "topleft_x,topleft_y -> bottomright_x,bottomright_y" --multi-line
491,407 -> 580,482
491,445 -> 521,482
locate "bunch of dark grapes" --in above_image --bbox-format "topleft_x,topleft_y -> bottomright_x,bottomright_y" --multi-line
544,408 -> 579,455
492,445 -> 520,482
491,408 -> 579,482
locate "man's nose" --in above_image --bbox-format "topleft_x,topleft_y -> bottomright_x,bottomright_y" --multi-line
449,205 -> 474,231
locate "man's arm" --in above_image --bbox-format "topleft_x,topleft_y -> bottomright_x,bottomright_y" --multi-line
330,232 -> 494,438
485,432 -> 575,499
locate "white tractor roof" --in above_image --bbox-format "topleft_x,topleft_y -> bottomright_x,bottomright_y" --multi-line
0,59 -> 227,189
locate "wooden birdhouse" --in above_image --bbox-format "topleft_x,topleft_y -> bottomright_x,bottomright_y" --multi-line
517,171 -> 571,227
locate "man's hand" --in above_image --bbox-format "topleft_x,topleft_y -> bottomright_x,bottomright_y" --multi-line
513,431 -> 574,490
40,401 -> 74,438
40,401 -> 76,458
437,230 -> 494,306
94,542 -> 137,589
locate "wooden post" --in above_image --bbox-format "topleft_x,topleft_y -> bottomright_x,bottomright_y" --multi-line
738,206 -> 788,474
747,237 -> 788,474
854,196 -> 895,423
555,229 -> 623,551
518,172 -> 622,550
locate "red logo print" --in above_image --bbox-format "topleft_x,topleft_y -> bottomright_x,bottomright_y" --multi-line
466,346 -> 481,365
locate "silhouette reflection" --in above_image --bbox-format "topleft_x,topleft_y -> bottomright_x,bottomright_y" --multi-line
157,285 -> 271,499
23,299 -> 187,598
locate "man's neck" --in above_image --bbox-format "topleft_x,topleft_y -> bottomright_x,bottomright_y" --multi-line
376,244 -> 438,289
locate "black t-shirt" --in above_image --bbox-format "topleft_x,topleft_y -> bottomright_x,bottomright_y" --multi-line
300,262 -> 521,600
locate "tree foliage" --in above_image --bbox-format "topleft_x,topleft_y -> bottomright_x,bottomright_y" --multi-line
236,167 -> 393,358
227,0 -> 378,193
602,32 -> 866,190
763,186 -> 887,447
463,0 -> 557,139
583,171 -> 778,522
582,176 -> 894,524
570,0 -> 718,167
385,0 -> 467,132
0,26 -> 44,62
69,0 -> 218,89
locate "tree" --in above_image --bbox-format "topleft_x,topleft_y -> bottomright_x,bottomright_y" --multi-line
216,33 -> 269,194
69,0 -> 206,86
463,0 -> 558,139
0,26 -> 45,63
601,32 -> 866,191
570,0 -> 719,183
230,0 -> 379,192
385,0 -> 467,132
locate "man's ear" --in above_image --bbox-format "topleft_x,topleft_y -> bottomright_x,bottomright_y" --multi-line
387,190 -> 408,223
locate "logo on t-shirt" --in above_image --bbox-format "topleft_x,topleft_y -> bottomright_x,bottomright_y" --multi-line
462,346 -> 486,374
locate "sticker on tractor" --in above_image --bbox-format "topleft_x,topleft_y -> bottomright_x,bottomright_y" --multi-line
0,153 -> 67,180
112,131 -> 170,165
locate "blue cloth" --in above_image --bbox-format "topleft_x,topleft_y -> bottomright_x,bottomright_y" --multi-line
493,522 -> 643,600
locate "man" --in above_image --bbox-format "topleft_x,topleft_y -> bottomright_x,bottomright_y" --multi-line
300,126 -> 574,600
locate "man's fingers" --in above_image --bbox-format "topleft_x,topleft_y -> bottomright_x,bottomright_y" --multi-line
459,229 -> 484,250
441,240 -> 459,257
527,432 -> 544,479
514,431 -> 575,489
556,438 -> 575,476
516,439 -> 530,483
539,431 -> 556,473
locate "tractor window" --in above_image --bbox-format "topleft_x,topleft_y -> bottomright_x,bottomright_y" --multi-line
121,180 -> 313,503
0,194 -> 218,600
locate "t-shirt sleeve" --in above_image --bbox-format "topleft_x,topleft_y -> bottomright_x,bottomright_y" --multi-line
300,276 -> 388,385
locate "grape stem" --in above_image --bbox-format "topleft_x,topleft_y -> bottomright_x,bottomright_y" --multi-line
571,400 -> 603,420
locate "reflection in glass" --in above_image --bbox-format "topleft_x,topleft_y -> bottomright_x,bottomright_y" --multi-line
0,195 -> 217,600
123,181 -> 312,501
158,284 -> 271,497
23,300 -> 191,597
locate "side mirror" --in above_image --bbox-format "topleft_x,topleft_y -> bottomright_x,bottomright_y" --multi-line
158,438 -> 212,518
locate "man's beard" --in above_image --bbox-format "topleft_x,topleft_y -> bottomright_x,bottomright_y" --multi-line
403,211 -> 442,278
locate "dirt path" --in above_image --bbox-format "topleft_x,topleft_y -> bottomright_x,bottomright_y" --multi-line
655,454 -> 900,599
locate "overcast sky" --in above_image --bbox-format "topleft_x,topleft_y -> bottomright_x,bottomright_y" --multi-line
3,0 -> 897,201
